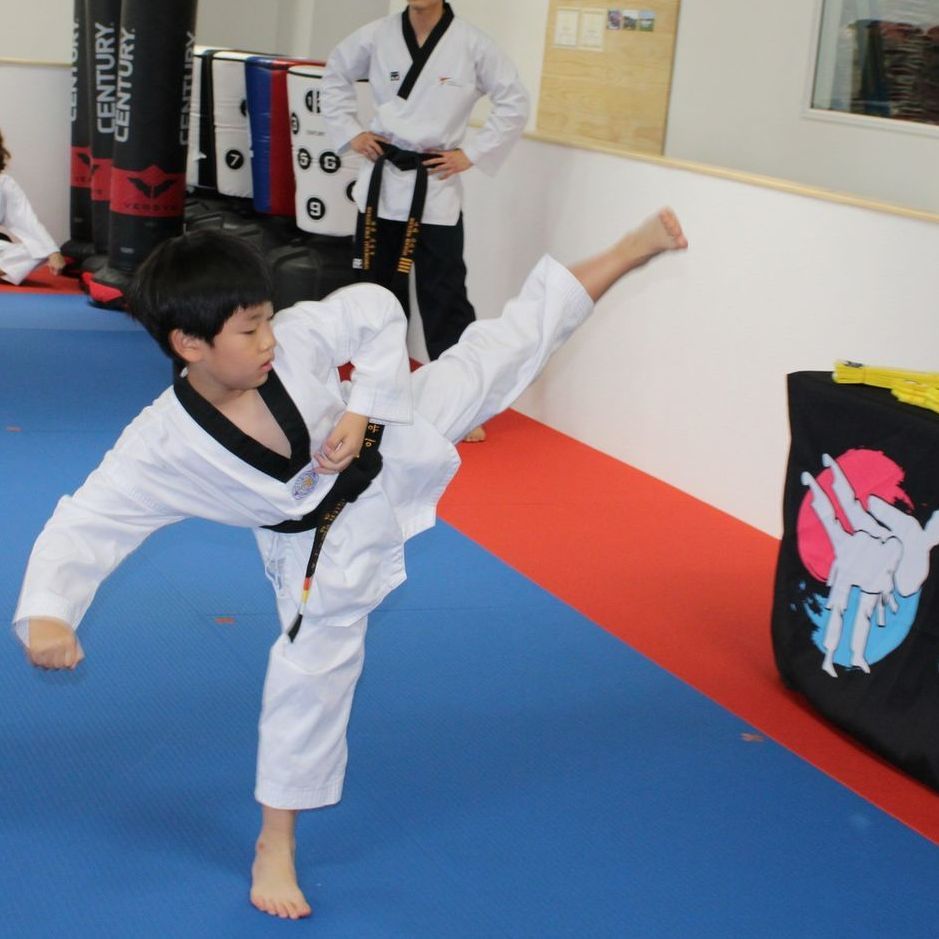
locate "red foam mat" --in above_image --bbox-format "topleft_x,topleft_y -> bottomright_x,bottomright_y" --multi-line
440,409 -> 939,843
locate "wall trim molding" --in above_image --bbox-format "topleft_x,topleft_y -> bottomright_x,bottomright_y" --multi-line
524,128 -> 939,225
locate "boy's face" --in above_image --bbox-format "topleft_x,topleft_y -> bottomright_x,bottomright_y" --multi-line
180,302 -> 277,401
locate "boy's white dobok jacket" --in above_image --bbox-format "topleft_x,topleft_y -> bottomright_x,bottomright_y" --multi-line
321,8 -> 529,225
13,283 -> 460,643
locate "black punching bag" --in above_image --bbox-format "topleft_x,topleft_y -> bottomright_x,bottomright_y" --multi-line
86,0 -> 122,257
87,0 -> 197,307
62,0 -> 96,265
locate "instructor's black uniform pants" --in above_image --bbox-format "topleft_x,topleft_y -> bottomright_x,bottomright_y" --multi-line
358,213 -> 476,361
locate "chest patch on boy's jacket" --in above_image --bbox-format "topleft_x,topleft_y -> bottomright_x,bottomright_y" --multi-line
291,464 -> 320,501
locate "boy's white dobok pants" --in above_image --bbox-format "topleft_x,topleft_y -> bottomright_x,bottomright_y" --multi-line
254,256 -> 593,810
0,240 -> 43,285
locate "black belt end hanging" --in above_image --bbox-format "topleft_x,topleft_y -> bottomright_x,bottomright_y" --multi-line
283,422 -> 385,642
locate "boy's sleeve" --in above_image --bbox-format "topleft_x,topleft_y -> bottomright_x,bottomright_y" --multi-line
277,282 -> 413,426
12,459 -> 184,645
320,22 -> 377,153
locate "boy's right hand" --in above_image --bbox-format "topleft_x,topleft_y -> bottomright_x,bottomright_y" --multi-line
27,618 -> 85,670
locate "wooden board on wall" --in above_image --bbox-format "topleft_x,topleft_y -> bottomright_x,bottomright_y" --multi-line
537,1 -> 681,154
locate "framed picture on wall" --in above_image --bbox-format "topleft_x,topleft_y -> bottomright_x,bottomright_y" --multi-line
808,0 -> 939,133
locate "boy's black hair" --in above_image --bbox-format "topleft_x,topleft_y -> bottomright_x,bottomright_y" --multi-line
127,229 -> 274,364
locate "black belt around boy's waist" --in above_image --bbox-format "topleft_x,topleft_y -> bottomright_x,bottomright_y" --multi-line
263,421 -> 384,641
355,143 -> 429,293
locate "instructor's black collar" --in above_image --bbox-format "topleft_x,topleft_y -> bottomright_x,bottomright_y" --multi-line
399,2 -> 455,100
174,370 -> 311,482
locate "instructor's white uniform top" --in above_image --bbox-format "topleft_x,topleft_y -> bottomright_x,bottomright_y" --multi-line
321,6 -> 529,225
12,283 -> 460,644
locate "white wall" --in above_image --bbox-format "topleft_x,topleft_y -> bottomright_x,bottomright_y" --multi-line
0,0 -> 72,62
301,0 -> 389,60
460,138 -> 939,536
195,0 -> 278,53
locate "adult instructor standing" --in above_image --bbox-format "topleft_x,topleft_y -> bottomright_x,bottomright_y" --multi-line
321,0 -> 529,442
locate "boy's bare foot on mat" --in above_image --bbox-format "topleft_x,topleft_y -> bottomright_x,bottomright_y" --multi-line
251,807 -> 312,920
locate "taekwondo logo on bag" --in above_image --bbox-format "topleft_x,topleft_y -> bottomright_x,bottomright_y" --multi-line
795,449 -> 939,679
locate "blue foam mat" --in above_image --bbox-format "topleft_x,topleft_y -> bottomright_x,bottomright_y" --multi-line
0,292 -> 142,331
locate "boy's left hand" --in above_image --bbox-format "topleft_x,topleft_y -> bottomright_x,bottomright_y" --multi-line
314,411 -> 368,474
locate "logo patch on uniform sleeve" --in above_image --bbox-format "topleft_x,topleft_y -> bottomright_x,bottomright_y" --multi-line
390,70 -> 400,81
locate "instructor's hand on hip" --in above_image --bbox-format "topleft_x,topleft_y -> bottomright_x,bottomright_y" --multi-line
423,149 -> 472,180
27,617 -> 85,670
350,131 -> 388,161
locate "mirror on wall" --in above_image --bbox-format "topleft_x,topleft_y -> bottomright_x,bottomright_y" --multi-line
811,0 -> 939,129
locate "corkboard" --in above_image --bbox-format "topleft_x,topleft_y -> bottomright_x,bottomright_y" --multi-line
537,2 -> 681,155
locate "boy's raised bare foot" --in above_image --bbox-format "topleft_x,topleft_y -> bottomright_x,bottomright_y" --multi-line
569,207 -> 687,302
622,207 -> 688,260
251,808 -> 312,920
463,424 -> 487,443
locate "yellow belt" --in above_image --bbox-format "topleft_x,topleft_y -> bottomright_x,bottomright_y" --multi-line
833,361 -> 939,415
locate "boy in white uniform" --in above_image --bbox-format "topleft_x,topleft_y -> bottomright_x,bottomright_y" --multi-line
322,1 -> 529,440
15,209 -> 687,920
0,130 -> 66,284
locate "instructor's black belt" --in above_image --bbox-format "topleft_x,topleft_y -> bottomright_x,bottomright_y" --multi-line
263,421 -> 385,642
356,142 -> 429,294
